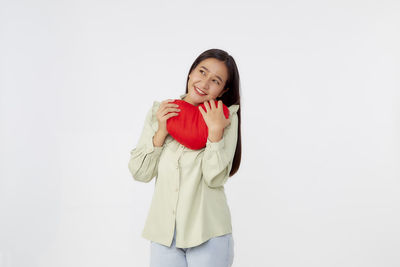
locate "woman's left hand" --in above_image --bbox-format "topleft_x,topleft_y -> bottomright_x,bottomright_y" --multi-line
199,100 -> 231,133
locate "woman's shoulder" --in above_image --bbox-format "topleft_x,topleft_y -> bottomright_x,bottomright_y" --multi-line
227,103 -> 240,116
151,100 -> 161,114
142,100 -> 161,132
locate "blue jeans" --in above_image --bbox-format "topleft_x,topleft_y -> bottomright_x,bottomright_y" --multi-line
150,226 -> 234,267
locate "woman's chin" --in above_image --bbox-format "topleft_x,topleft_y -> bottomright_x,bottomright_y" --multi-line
188,92 -> 206,104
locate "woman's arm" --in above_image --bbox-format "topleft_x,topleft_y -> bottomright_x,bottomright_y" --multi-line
128,104 -> 165,183
153,128 -> 168,147
201,110 -> 239,188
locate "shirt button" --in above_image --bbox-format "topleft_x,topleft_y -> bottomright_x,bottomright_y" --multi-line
172,210 -> 175,215
175,188 -> 178,192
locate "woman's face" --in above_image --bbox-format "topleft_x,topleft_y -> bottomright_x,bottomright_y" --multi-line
184,58 -> 229,106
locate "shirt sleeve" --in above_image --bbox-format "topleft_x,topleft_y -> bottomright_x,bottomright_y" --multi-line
201,104 -> 240,188
128,101 -> 165,183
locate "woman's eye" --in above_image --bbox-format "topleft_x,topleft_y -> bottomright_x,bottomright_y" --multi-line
199,70 -> 219,84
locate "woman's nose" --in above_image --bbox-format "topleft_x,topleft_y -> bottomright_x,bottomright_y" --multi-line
200,78 -> 212,89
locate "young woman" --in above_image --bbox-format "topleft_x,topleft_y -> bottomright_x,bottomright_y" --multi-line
128,48 -> 242,267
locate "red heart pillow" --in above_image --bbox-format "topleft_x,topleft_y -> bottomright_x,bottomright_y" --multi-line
166,99 -> 230,150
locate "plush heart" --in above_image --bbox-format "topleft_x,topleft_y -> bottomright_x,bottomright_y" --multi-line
166,99 -> 230,150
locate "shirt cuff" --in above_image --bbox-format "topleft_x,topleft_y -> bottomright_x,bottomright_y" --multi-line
206,137 -> 225,151
145,134 -> 165,154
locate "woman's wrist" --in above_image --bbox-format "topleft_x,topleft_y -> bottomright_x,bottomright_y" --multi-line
153,129 -> 168,147
208,128 -> 224,143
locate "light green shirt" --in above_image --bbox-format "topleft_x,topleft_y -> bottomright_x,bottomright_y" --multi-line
128,93 -> 240,248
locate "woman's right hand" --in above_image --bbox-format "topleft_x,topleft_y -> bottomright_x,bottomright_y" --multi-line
156,99 -> 181,135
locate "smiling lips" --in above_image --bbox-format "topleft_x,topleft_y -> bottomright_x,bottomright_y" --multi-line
195,86 -> 207,96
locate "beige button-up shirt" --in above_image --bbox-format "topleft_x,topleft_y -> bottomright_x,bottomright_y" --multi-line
128,93 -> 240,248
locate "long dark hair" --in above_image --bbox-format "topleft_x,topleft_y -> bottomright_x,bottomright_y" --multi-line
185,48 -> 242,177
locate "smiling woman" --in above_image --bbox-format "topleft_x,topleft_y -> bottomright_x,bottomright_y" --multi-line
184,57 -> 230,105
128,48 -> 242,267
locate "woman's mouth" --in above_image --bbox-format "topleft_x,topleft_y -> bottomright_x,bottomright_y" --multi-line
194,86 -> 207,96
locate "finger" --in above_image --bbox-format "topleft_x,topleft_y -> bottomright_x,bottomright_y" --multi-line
198,106 -> 205,117
210,100 -> 216,110
164,104 -> 180,109
161,99 -> 176,108
168,103 -> 180,109
160,102 -> 179,112
162,107 -> 180,116
164,112 -> 179,120
217,100 -> 223,110
204,101 -> 210,112
167,107 -> 181,113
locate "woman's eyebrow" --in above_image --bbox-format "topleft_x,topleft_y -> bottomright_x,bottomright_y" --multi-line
200,66 -> 223,83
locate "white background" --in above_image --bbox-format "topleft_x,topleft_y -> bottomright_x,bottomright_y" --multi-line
1,0 -> 399,266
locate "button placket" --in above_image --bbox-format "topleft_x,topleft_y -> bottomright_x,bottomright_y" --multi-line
175,145 -> 185,170
172,145 -> 184,218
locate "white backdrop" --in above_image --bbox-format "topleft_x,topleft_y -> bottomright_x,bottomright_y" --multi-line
1,0 -> 399,266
